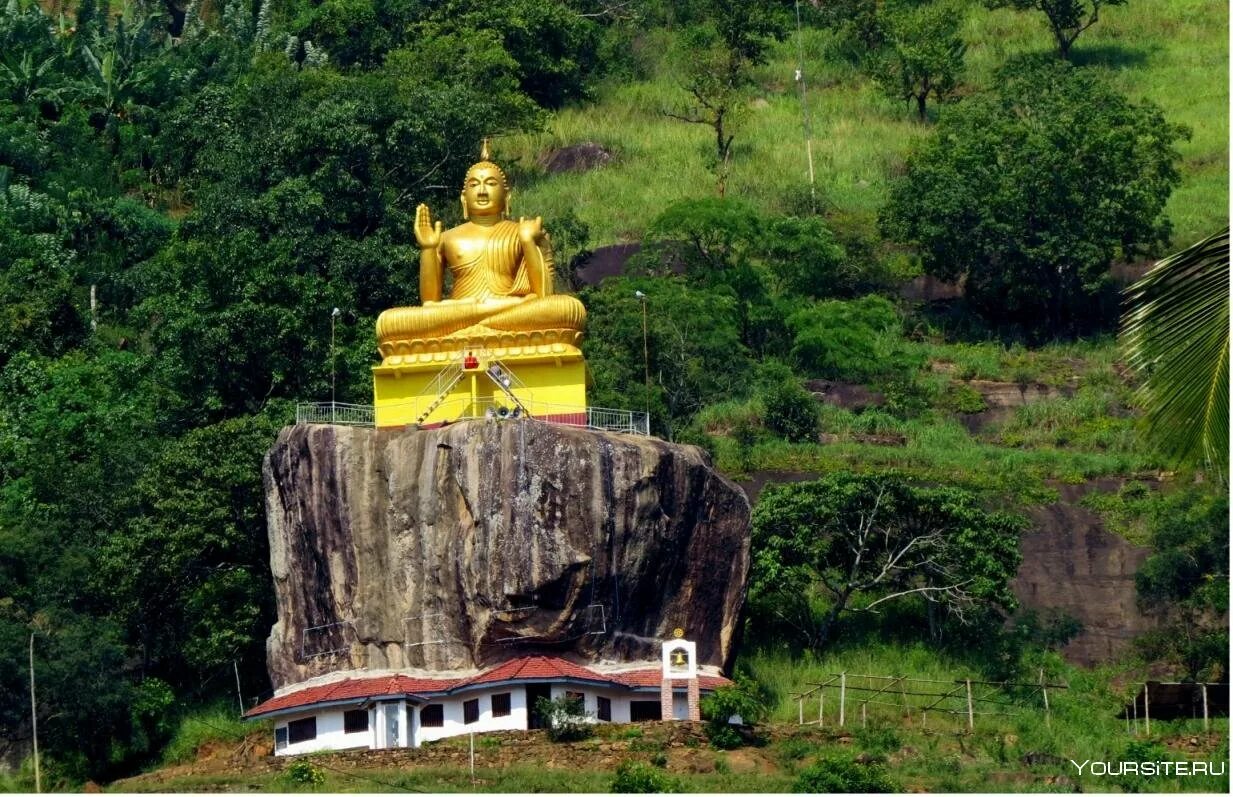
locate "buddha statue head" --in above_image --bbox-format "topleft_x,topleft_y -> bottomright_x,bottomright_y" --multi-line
461,139 -> 510,221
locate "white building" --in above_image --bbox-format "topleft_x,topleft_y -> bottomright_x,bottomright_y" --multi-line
246,653 -> 728,756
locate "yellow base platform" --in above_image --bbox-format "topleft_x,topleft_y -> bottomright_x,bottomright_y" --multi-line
373,343 -> 587,430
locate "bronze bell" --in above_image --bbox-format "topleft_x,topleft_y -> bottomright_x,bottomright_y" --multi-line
671,649 -> 688,667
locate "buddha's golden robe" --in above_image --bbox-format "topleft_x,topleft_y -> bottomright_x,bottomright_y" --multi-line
375,219 -> 585,357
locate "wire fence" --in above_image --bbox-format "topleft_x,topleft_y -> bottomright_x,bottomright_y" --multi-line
789,672 -> 1068,733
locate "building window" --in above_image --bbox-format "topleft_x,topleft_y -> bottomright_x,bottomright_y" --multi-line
492,693 -> 511,718
464,698 -> 480,724
630,701 -> 660,722
344,709 -> 369,734
420,704 -> 444,728
565,691 -> 585,711
597,696 -> 612,722
275,727 -> 288,751
287,716 -> 317,744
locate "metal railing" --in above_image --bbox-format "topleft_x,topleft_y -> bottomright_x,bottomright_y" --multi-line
295,400 -> 651,436
295,402 -> 375,426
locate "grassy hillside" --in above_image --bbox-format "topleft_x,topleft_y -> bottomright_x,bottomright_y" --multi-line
507,0 -> 1227,248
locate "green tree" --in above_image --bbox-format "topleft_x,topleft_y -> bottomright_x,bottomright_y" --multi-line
881,57 -> 1185,335
750,473 -> 1024,648
867,0 -> 966,121
1134,492 -> 1228,681
787,295 -> 920,383
759,377 -> 819,443
101,414 -> 281,681
582,276 -> 748,438
987,0 -> 1128,60
1121,228 -> 1229,479
661,0 -> 785,192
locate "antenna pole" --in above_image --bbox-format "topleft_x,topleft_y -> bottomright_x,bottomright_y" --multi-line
794,0 -> 817,212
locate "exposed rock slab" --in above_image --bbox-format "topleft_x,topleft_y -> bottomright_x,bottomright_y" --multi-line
1012,501 -> 1157,665
262,420 -> 751,689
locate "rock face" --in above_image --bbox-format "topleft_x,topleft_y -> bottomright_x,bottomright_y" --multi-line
262,420 -> 751,689
1011,498 -> 1157,665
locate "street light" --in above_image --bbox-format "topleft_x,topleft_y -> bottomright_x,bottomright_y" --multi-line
635,291 -> 649,423
330,308 -> 341,423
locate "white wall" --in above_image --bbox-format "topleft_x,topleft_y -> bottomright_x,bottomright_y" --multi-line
274,683 -> 701,755
413,687 -> 530,746
275,707 -> 375,756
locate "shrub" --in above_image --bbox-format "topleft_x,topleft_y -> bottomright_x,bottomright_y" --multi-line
760,378 -> 820,443
854,726 -> 901,755
941,383 -> 987,414
611,761 -> 681,793
794,755 -> 897,793
701,677 -> 768,749
283,759 -> 326,787
535,695 -> 593,742
788,296 -> 920,382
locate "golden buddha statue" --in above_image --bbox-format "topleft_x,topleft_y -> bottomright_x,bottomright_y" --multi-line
375,141 -> 586,364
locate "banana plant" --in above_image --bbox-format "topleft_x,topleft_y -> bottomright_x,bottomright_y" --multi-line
1121,228 -> 1229,480
0,50 -> 65,107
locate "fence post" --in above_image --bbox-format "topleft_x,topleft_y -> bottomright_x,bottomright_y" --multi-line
1201,683 -> 1209,731
965,679 -> 974,732
1144,683 -> 1150,736
819,691 -> 824,727
861,702 -> 867,728
1039,669 -> 1050,730
839,672 -> 846,728
798,697 -> 803,725
1132,689 -> 1138,735
899,677 -> 909,721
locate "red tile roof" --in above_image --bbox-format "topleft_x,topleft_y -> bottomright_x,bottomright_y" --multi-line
246,674 -> 457,718
246,657 -> 732,719
460,655 -> 610,686
613,669 -> 732,691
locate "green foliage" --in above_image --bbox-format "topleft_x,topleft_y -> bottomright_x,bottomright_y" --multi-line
1134,490 -> 1229,680
867,0 -> 967,120
882,56 -> 1185,335
941,382 -> 988,414
701,677 -> 768,748
750,472 -> 1025,648
1121,228 -> 1229,478
794,755 -> 897,793
759,377 -> 820,443
534,695 -> 594,742
582,275 -> 747,437
663,0 -> 786,183
788,296 -> 920,382
988,0 -> 1129,59
611,760 -> 682,793
162,703 -> 256,765
283,759 -> 326,786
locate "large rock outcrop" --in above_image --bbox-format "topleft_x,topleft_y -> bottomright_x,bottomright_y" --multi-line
262,420 -> 751,689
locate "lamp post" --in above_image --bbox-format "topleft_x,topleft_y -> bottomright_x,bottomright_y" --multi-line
330,307 -> 341,423
635,291 -> 649,424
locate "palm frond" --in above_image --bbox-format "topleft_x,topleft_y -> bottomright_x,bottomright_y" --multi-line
1121,227 -> 1229,480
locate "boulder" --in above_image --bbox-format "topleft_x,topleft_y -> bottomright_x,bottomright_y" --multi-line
262,420 -> 751,688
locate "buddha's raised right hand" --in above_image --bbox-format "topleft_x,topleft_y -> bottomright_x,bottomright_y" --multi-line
414,203 -> 443,249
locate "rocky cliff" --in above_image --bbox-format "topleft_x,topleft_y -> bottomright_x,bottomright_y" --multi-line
262,420 -> 751,689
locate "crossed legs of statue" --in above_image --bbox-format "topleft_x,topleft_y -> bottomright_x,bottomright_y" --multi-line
377,295 -> 586,343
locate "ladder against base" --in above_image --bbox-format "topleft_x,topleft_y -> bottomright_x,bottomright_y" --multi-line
372,338 -> 586,429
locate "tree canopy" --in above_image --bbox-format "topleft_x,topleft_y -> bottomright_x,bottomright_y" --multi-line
881,57 -> 1185,336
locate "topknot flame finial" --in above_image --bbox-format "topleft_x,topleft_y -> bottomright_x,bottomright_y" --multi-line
480,137 -> 491,161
